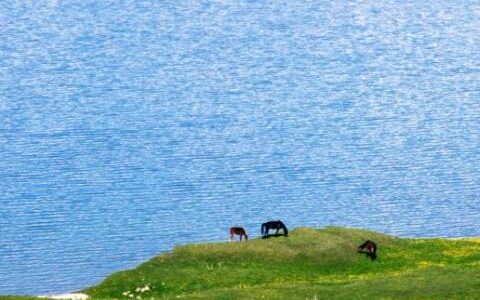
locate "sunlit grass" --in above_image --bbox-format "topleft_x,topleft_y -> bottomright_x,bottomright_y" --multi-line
77,227 -> 480,299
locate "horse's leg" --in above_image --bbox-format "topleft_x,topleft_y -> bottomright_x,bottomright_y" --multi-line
371,245 -> 377,260
230,233 -> 234,242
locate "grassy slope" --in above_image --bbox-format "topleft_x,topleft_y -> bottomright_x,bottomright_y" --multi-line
83,227 -> 480,300
0,298 -> 42,300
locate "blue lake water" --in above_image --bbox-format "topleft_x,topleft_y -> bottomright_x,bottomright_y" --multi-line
1,0 -> 480,295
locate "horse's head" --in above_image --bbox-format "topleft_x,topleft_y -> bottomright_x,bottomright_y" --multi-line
280,222 -> 288,236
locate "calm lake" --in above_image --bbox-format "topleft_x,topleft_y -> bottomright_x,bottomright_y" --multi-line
1,0 -> 479,295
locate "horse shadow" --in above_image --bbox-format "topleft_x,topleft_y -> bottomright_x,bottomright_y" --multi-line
261,233 -> 286,239
358,250 -> 377,260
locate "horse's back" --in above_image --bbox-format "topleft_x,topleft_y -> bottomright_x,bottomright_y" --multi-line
264,220 -> 282,227
230,227 -> 246,234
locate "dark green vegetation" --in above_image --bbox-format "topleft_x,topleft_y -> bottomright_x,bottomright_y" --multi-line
82,227 -> 480,299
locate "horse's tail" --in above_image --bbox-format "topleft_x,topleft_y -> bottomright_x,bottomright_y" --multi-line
244,229 -> 248,241
261,223 -> 266,236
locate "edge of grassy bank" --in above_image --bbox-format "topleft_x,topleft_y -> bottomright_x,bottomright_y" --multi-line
82,226 -> 480,299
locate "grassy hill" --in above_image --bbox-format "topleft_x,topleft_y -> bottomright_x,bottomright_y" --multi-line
80,227 -> 480,299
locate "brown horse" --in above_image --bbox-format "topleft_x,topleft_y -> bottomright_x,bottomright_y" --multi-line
357,240 -> 377,260
230,227 -> 248,241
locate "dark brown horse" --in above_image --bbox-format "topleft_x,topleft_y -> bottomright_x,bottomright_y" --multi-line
261,220 -> 288,238
230,227 -> 248,241
357,240 -> 377,260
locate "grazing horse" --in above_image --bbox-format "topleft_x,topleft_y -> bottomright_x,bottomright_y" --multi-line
230,227 -> 248,241
261,220 -> 288,238
357,240 -> 377,260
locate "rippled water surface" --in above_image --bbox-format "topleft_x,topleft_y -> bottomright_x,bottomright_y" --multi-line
1,0 -> 480,295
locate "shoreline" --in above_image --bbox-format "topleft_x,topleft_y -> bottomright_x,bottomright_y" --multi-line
6,227 -> 480,299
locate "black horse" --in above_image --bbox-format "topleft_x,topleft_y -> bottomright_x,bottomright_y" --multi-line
261,220 -> 288,238
357,240 -> 377,260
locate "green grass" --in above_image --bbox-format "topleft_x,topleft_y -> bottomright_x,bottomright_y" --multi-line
79,227 -> 480,299
0,296 -> 38,300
